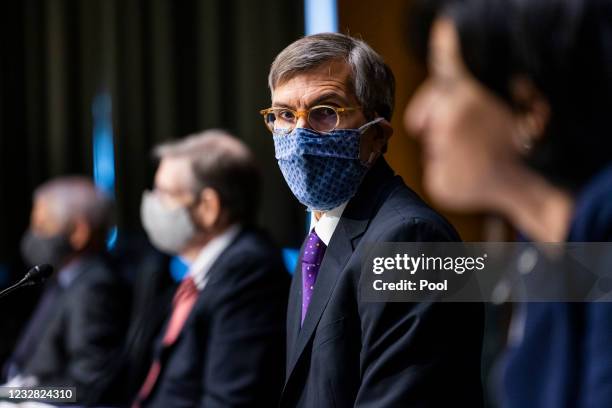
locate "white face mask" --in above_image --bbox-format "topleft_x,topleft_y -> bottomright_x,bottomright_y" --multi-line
140,190 -> 197,254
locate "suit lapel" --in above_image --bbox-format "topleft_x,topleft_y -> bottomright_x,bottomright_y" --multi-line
285,215 -> 369,379
162,232 -> 243,349
284,158 -> 397,385
286,240 -> 305,370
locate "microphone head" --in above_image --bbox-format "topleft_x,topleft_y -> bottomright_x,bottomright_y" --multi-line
24,264 -> 54,284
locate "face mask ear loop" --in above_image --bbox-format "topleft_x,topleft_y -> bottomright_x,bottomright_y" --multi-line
363,151 -> 379,167
186,189 -> 206,231
358,117 -> 385,167
189,187 -> 224,232
358,117 -> 385,133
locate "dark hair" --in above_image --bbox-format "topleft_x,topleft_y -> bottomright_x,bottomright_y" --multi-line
408,0 -> 612,192
154,130 -> 261,225
269,32 -> 396,121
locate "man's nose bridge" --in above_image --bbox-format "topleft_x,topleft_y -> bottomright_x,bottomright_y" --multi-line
295,110 -> 309,128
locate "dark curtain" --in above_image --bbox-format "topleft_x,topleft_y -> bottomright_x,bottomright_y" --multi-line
0,0 -> 304,365
110,0 -> 305,240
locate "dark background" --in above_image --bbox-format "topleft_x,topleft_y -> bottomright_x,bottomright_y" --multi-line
0,0 -> 499,385
0,0 -> 305,365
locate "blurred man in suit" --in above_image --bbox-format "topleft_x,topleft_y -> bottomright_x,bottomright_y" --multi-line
4,176 -> 128,405
261,33 -> 484,407
134,130 -> 289,407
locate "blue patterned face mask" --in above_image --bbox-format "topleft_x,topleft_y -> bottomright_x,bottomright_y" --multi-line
273,118 -> 384,211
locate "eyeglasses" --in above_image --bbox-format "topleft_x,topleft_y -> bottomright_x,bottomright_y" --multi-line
259,105 -> 360,134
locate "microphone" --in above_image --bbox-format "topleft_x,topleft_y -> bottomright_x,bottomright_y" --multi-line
0,264 -> 54,300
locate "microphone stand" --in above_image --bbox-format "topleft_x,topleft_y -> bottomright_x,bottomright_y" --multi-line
0,277 -> 37,300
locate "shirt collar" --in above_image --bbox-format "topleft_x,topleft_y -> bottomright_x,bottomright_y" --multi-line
189,224 -> 241,290
309,202 -> 348,246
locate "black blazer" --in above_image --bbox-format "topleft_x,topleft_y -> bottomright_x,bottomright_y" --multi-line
143,228 -> 290,408
281,159 -> 484,407
21,254 -> 130,405
106,248 -> 177,404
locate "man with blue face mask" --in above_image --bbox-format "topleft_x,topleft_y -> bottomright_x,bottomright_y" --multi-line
263,33 -> 484,407
134,130 -> 289,407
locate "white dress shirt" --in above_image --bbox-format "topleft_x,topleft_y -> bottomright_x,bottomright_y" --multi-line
189,224 -> 241,291
308,202 -> 348,246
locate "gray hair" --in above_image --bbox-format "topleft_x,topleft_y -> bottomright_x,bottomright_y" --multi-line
268,32 -> 396,120
34,176 -> 113,237
154,129 -> 261,224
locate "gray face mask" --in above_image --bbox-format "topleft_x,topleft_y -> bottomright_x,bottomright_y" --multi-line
140,190 -> 197,254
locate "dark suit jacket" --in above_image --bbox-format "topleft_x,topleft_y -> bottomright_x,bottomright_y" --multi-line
281,159 -> 484,407
20,254 -> 130,405
102,246 -> 177,404
143,228 -> 290,408
503,163 -> 612,408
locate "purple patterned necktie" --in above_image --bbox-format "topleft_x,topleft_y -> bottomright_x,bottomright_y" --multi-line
301,229 -> 327,325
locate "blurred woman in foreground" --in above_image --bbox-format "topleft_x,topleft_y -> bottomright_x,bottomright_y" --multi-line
405,0 -> 612,407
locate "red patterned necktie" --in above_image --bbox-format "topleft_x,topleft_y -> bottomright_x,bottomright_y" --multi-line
133,276 -> 199,407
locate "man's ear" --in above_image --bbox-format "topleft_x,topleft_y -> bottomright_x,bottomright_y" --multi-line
511,76 -> 550,150
69,217 -> 91,251
362,118 -> 393,165
376,118 -> 394,145
196,187 -> 222,229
